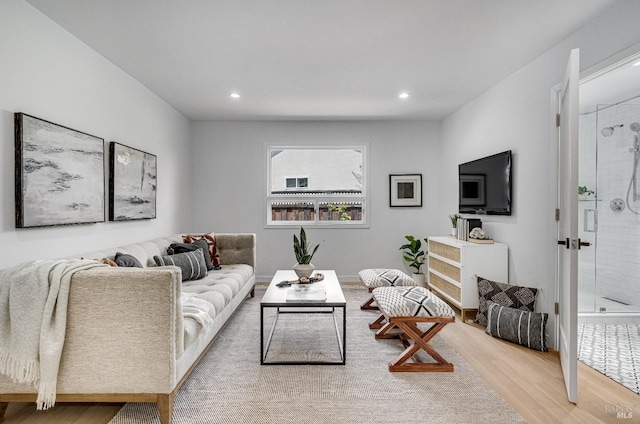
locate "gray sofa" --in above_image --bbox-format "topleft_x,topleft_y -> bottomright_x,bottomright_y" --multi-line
0,233 -> 256,424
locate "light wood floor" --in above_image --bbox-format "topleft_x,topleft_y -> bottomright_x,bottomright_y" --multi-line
3,303 -> 638,423
440,316 -> 639,424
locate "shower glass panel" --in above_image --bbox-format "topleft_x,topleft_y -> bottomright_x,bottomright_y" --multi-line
578,102 -> 640,314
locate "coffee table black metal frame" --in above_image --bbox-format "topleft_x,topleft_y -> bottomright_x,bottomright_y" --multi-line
260,270 -> 346,365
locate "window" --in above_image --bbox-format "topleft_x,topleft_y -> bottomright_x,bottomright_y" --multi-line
266,146 -> 367,227
285,177 -> 308,189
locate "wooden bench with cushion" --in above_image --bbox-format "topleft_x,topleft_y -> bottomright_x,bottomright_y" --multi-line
357,268 -> 416,310
369,286 -> 455,372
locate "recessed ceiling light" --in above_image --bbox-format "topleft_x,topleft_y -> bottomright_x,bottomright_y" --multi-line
632,61 -> 640,67
398,92 -> 409,99
230,92 -> 241,99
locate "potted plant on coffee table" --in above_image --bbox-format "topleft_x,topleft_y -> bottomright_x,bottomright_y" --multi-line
399,235 -> 429,287
293,227 -> 322,278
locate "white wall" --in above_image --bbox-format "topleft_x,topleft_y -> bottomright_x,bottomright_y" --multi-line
0,1 -> 192,268
191,120 -> 441,281
440,1 -> 640,346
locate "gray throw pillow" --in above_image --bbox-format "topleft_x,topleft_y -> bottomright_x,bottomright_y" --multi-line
114,252 -> 143,268
154,249 -> 208,281
168,239 -> 214,271
485,301 -> 548,352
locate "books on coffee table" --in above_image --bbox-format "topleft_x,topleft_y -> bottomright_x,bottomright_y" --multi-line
286,285 -> 327,302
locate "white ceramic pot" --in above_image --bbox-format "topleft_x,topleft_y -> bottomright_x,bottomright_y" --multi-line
450,228 -> 457,237
293,263 -> 315,279
412,272 -> 426,288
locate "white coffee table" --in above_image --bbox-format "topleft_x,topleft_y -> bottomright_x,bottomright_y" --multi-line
260,269 -> 346,365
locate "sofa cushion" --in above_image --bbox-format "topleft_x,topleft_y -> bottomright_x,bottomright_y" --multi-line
154,249 -> 208,281
476,276 -> 538,327
485,301 -> 549,352
183,233 -> 221,269
168,239 -> 214,271
114,252 -> 143,268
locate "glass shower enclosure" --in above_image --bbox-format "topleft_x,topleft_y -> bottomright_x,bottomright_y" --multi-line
578,102 -> 640,317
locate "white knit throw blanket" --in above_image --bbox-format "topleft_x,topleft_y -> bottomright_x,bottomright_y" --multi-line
181,292 -> 215,330
0,259 -> 106,410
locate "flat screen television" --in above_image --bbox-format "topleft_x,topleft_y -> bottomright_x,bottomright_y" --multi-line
458,150 -> 512,215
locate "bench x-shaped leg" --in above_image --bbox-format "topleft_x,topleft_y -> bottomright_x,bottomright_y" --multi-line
360,288 -> 379,311
375,316 -> 454,372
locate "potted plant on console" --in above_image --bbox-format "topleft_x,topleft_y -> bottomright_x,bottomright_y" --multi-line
399,235 -> 429,287
293,227 -> 322,278
449,213 -> 461,237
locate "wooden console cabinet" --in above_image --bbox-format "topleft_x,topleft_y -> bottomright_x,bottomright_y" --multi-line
427,236 -> 508,322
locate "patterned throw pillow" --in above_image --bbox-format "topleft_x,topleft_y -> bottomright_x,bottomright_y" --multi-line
183,233 -> 221,269
168,239 -> 214,270
485,301 -> 548,352
475,276 -> 538,327
154,249 -> 208,281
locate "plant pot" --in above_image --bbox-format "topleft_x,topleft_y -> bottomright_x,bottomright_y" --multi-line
412,272 -> 426,288
293,263 -> 314,279
450,228 -> 457,237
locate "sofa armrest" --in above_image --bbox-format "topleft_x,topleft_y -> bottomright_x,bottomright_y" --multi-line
215,233 -> 256,269
58,266 -> 183,394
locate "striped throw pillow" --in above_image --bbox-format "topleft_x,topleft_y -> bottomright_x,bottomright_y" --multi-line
485,301 -> 548,352
154,249 -> 208,281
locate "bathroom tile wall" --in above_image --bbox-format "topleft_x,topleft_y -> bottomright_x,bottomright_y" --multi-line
578,99 -> 640,315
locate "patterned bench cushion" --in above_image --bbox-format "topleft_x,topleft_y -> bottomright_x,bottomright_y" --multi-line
372,286 -> 454,318
358,268 -> 416,289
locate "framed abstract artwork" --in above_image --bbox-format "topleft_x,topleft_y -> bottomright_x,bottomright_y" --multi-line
109,142 -> 157,221
389,174 -> 422,207
15,113 -> 105,228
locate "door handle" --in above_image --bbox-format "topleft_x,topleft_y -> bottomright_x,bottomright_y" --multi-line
558,238 -> 591,249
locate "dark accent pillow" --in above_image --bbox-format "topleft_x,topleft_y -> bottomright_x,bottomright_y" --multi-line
183,233 -> 221,269
154,249 -> 208,281
167,242 -> 199,255
485,301 -> 548,352
476,276 -> 538,327
168,239 -> 213,271
114,252 -> 143,268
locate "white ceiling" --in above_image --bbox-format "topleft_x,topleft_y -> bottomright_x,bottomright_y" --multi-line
580,56 -> 640,115
26,0 -> 621,121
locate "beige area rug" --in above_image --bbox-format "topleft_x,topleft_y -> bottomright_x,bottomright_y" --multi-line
109,286 -> 526,424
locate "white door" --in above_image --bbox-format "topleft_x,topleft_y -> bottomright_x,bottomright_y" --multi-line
557,48 -> 579,403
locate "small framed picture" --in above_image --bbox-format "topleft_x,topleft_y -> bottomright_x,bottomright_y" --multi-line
389,174 -> 422,207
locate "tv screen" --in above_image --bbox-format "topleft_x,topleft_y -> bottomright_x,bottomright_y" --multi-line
458,150 -> 512,215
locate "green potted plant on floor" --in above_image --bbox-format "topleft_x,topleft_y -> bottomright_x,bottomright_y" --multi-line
293,227 -> 321,278
399,235 -> 429,287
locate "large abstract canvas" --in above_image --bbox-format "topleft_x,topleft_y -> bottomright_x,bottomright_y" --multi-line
15,113 -> 105,228
109,142 -> 157,221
